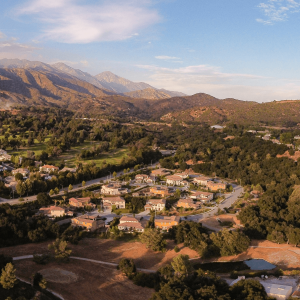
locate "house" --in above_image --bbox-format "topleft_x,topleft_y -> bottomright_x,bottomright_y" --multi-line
261,282 -> 292,300
39,165 -> 59,173
12,168 -> 30,177
69,197 -> 96,209
38,206 -> 73,217
102,196 -> 126,209
118,216 -> 145,232
166,175 -> 189,186
190,191 -> 214,202
135,174 -> 149,183
144,199 -> 166,211
0,149 -> 11,162
176,198 -> 201,209
185,159 -> 194,166
101,183 -> 129,195
295,135 -> 300,140
71,215 -> 105,231
150,186 -> 173,197
193,176 -> 213,186
155,216 -> 180,231
34,161 -> 43,168
59,167 -> 77,173
207,181 -> 227,191
250,190 -> 261,199
151,168 -> 171,177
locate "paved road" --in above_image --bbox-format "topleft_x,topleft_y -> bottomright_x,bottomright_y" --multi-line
186,184 -> 244,223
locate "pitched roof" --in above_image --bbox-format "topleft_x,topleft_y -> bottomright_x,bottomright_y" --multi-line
103,196 -> 125,203
41,165 -> 59,169
118,222 -> 144,230
166,175 -> 183,181
120,216 -> 139,222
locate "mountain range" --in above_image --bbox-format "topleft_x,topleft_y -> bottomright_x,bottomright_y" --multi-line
0,59 -> 185,98
1,58 -> 300,126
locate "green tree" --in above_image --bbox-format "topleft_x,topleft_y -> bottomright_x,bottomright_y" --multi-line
82,180 -> 86,187
230,279 -> 269,300
118,258 -> 136,277
68,184 -> 73,191
16,181 -> 27,197
171,255 -> 193,278
210,229 -> 250,257
48,239 -> 72,262
140,228 -> 166,252
49,189 -> 55,196
113,171 -> 117,179
0,263 -> 17,290
33,272 -> 47,289
54,187 -> 60,195
14,173 -> 23,181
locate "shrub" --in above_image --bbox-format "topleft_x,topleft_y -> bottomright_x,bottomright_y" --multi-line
132,272 -> 159,289
174,246 -> 180,253
118,258 -> 136,277
33,254 -> 51,265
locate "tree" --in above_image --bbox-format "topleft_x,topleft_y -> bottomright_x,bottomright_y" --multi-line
0,263 -> 17,290
171,255 -> 193,278
33,272 -> 47,289
16,181 -> 26,197
82,181 -> 86,187
113,171 -> 117,179
37,192 -> 52,206
54,187 -> 60,195
210,230 -> 250,257
118,258 -> 136,277
14,173 -> 23,181
230,279 -> 269,300
48,239 -> 72,262
140,228 -> 166,252
68,184 -> 73,191
49,189 -> 55,196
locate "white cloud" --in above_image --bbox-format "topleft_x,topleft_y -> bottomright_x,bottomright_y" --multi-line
257,0 -> 300,24
137,64 -> 300,102
15,0 -> 161,43
155,55 -> 180,60
0,32 -> 6,39
0,39 -> 40,59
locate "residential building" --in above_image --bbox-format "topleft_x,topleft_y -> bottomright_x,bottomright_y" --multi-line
69,197 -> 96,209
250,190 -> 261,199
155,216 -> 180,231
135,174 -> 149,183
151,168 -> 171,177
261,282 -> 292,300
193,176 -> 213,186
295,135 -> 300,140
71,215 -> 105,231
166,175 -> 189,186
185,159 -> 194,166
101,183 -> 129,195
34,161 -> 43,168
0,149 -> 11,161
59,167 -> 77,173
210,125 -> 225,130
12,168 -> 30,177
39,165 -> 59,173
207,181 -> 227,191
150,186 -> 173,197
118,216 -> 145,232
38,206 -> 73,217
102,196 -> 126,209
144,199 -> 166,211
176,198 -> 201,209
190,191 -> 214,202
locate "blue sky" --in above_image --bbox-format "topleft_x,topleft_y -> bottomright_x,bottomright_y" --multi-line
0,0 -> 300,102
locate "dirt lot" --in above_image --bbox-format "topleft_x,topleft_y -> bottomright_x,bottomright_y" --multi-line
198,240 -> 300,270
201,214 -> 242,231
0,238 -> 199,271
14,259 -> 153,300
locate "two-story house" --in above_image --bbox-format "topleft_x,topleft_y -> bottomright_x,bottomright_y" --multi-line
150,186 -> 173,197
144,199 -> 166,211
155,216 -> 180,231
39,165 -> 59,173
38,206 -> 73,217
72,215 -> 105,231
193,176 -> 213,186
69,197 -> 96,209
166,175 -> 189,186
0,149 -> 11,162
176,198 -> 201,210
102,196 -> 126,209
190,191 -> 214,203
12,168 -> 30,177
118,216 -> 145,232
101,183 -> 129,195
207,181 -> 227,191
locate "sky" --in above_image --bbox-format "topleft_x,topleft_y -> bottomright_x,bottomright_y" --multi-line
0,0 -> 300,102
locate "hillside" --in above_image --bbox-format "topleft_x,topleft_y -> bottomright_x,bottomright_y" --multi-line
124,88 -> 171,99
0,67 -> 115,111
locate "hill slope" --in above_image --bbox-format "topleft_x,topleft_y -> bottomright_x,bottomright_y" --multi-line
124,88 -> 171,99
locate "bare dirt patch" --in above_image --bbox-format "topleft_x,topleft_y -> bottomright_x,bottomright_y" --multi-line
201,214 -> 241,231
39,268 -> 78,283
13,259 -> 153,300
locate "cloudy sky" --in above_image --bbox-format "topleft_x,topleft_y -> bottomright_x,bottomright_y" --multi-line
1,0 -> 300,102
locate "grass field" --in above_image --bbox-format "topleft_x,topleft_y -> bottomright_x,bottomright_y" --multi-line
7,138 -> 130,168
